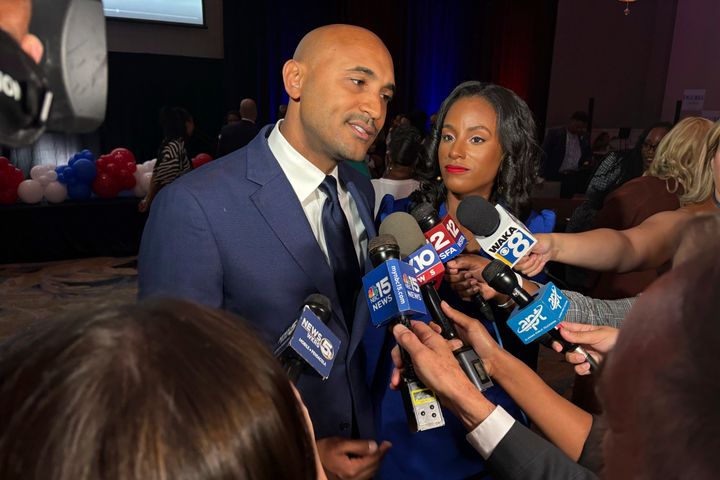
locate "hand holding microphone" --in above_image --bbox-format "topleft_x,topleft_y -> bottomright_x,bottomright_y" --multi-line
554,323 -> 618,375
481,259 -> 600,372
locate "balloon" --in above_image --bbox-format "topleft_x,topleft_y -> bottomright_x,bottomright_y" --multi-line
96,155 -> 111,172
126,161 -> 137,173
105,162 -> 120,178
68,155 -> 79,166
44,181 -> 67,203
192,153 -> 213,169
45,170 -> 57,182
55,165 -> 66,176
92,172 -> 120,198
0,188 -> 17,204
30,165 -> 47,180
17,179 -> 44,204
121,173 -> 136,190
67,182 -> 92,200
37,174 -> 52,187
0,156 -> 9,168
73,158 -> 97,183
111,147 -> 136,165
139,171 -> 153,192
62,166 -> 76,184
79,149 -> 95,160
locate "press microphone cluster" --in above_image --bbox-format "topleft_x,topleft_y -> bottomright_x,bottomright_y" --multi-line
273,294 -> 341,383
411,203 -> 496,323
379,212 -> 494,392
482,260 -> 599,372
363,234 -> 445,432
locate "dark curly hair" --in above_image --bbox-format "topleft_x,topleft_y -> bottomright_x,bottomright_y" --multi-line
412,81 -> 541,220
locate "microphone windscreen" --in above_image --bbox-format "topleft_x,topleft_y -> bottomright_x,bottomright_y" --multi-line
457,196 -> 500,237
379,212 -> 427,257
304,293 -> 332,322
409,203 -> 437,230
481,259 -> 508,284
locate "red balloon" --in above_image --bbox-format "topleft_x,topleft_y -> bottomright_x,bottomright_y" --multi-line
105,162 -> 120,178
121,174 -> 136,190
0,156 -> 9,168
96,155 -> 111,172
92,172 -> 121,198
111,148 -> 136,165
126,161 -> 137,173
192,153 -> 213,169
12,167 -> 23,186
0,188 -> 17,204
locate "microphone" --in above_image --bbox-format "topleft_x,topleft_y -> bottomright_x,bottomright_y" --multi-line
410,203 -> 496,323
363,234 -> 445,432
482,260 -> 599,372
380,212 -> 494,391
273,294 -> 341,383
456,196 -> 537,268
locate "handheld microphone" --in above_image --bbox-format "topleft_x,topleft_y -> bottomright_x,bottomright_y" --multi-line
482,260 -> 599,372
410,203 -> 496,323
273,294 -> 340,383
380,212 -> 494,391
364,234 -> 444,432
456,196 -> 537,268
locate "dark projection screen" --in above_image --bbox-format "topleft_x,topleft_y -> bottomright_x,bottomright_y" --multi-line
103,0 -> 205,26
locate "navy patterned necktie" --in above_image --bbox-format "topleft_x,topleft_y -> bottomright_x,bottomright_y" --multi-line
318,175 -> 361,325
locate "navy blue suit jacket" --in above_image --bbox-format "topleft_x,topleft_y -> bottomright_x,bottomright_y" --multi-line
138,125 -> 379,439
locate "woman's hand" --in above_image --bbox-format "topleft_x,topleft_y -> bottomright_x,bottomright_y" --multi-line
514,233 -> 555,277
553,322 -> 619,375
446,254 -> 503,301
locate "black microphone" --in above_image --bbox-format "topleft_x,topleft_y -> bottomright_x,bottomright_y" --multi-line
482,260 -> 599,372
368,234 -> 445,432
274,294 -> 333,383
410,202 -> 496,323
379,212 -> 494,391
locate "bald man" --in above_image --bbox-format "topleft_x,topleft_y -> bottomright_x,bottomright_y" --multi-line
217,97 -> 259,155
139,25 -> 395,479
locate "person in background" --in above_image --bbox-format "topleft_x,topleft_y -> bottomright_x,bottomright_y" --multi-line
0,299 -> 325,480
224,110 -> 241,125
138,106 -> 193,213
371,124 -> 424,217
216,98 -> 260,156
542,111 -> 591,198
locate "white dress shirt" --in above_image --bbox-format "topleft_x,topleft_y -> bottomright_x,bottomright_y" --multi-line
465,405 -> 516,459
559,130 -> 582,173
268,121 -> 367,267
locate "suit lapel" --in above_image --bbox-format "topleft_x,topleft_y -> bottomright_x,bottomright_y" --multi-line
247,127 -> 347,337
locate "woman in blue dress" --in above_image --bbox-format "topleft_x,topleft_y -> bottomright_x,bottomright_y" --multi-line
372,81 -> 555,479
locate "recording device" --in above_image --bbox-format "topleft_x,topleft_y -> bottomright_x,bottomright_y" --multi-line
411,203 -> 496,323
482,260 -> 599,372
0,0 -> 107,147
380,212 -> 494,391
273,294 -> 340,383
364,234 -> 444,432
456,196 -> 537,268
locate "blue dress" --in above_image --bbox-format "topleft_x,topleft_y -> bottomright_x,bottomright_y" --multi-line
368,195 -> 555,479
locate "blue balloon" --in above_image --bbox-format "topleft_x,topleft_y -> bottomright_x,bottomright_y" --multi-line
57,172 -> 66,183
68,155 -> 79,166
79,150 -> 95,161
63,166 -> 77,185
55,164 -> 67,176
73,158 -> 97,184
67,182 -> 92,200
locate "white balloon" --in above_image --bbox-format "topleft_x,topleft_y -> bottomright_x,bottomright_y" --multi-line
44,181 -> 67,203
139,171 -> 153,192
45,170 -> 57,182
37,174 -> 52,186
30,165 -> 45,180
17,179 -> 44,204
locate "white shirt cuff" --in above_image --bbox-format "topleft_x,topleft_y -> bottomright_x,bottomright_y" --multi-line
465,405 -> 516,459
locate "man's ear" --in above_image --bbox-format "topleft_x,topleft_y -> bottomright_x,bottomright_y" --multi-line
282,59 -> 303,101
20,33 -> 43,64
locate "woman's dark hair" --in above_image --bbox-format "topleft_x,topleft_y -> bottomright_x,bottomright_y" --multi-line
159,106 -> 192,140
387,124 -> 430,178
413,81 -> 541,219
619,121 -> 673,182
0,299 -> 316,480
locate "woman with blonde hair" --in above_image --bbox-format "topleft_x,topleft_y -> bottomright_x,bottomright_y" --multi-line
584,117 -> 712,299
517,118 -> 720,279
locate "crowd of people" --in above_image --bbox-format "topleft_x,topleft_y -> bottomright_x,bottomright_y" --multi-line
2,2 -> 720,478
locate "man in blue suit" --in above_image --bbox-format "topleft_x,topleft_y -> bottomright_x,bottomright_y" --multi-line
138,24 -> 396,480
